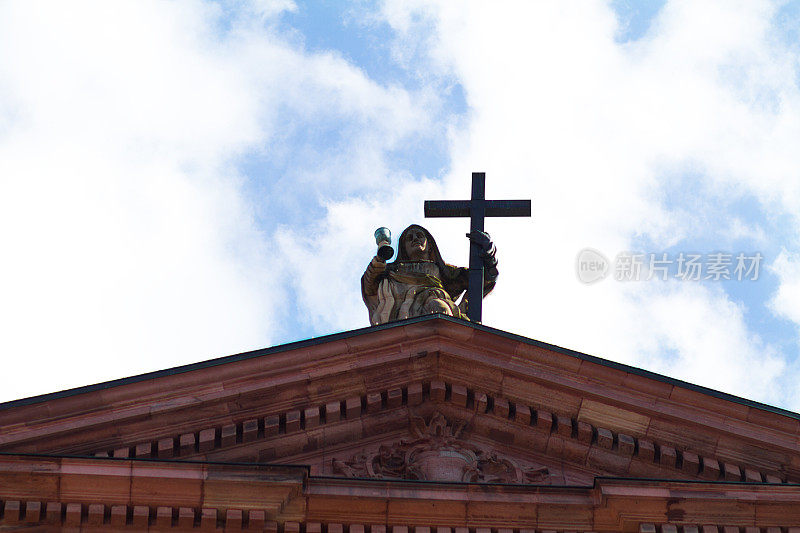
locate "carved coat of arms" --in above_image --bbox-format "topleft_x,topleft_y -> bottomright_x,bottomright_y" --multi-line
332,413 -> 549,484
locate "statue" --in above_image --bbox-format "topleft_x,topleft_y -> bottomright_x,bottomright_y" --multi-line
361,224 -> 498,325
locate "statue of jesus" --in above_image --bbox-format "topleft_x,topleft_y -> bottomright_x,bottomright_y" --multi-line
361,224 -> 498,325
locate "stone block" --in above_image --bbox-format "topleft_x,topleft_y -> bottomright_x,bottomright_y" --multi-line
200,508 -> 217,530
158,436 -> 174,458
430,380 -> 446,402
451,384 -> 467,407
577,420 -> 593,444
597,427 -> 613,449
366,392 -> 382,413
345,397 -> 362,419
700,457 -> 720,480
178,507 -> 194,528
387,388 -> 403,408
221,423 -> 237,447
198,428 -> 216,452
132,506 -> 149,528
110,505 -> 127,526
156,506 -> 171,527
113,447 -> 129,458
286,410 -> 301,432
536,409 -> 553,432
495,397 -> 510,418
681,451 -> 700,475
249,510 -> 266,529
407,383 -> 423,405
264,415 -> 280,437
618,433 -> 635,456
744,468 -> 762,482
659,445 -> 677,468
243,419 -> 259,442
226,509 -> 242,529
45,502 -> 61,524
135,441 -> 152,457
723,462 -> 741,481
87,503 -> 104,525
24,501 -> 41,523
305,406 -> 321,428
637,439 -> 655,462
3,501 -> 20,523
325,401 -> 342,423
64,503 -> 81,526
557,415 -> 572,437
180,432 -> 196,454
516,404 -> 532,425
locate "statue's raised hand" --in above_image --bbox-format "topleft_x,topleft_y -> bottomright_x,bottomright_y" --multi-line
466,230 -> 498,277
466,230 -> 493,253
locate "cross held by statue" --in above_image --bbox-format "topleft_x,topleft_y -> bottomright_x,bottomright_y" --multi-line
424,172 -> 531,323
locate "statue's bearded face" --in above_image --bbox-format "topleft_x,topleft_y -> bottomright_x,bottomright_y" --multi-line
404,228 -> 429,260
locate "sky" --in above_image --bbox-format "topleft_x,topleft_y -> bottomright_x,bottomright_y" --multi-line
1,0 -> 800,412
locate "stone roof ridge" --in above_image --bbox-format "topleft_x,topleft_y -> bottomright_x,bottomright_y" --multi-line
1,314 -> 797,425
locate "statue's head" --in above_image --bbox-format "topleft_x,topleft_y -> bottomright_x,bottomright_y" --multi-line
403,226 -> 429,260
396,224 -> 444,265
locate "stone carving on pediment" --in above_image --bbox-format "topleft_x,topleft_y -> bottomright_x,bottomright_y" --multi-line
332,412 -> 549,484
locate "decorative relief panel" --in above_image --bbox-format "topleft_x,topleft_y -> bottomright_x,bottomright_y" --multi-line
332,412 -> 549,483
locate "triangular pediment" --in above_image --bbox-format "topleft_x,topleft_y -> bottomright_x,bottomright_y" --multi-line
1,315 -> 798,490
180,392 -> 779,487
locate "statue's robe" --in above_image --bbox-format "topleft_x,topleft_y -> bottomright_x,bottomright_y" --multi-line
361,225 -> 496,326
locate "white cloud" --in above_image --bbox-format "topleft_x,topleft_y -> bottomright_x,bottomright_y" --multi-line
771,249 -> 800,326
0,1 -> 430,401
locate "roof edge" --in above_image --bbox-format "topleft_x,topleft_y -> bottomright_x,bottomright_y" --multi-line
1,314 -> 797,422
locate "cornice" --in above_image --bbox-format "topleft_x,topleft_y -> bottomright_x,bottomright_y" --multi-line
2,454 -> 800,530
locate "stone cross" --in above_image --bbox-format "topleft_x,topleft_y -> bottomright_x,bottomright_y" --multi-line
424,172 -> 531,323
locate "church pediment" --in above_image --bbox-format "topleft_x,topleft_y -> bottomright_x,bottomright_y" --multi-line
185,394 -> 787,488
1,316 -> 798,491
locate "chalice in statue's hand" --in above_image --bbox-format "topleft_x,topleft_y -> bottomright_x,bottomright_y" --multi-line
374,227 -> 395,260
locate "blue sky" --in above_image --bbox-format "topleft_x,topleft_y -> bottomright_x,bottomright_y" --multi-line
1,0 -> 800,411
